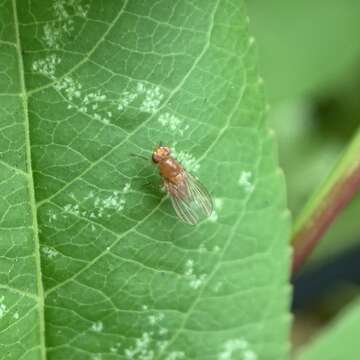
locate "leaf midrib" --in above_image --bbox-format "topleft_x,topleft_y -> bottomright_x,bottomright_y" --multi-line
12,0 -> 47,358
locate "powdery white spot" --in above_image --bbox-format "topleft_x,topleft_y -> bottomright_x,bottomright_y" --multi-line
47,209 -> 58,223
257,76 -> 264,85
91,355 -> 102,360
238,171 -> 254,193
165,352 -> 185,360
117,90 -> 138,111
184,259 -> 206,290
55,76 -> 82,101
171,148 -> 199,173
137,82 -> 145,93
214,198 -> 224,210
123,183 -> 131,194
42,0 -> 89,49
142,305 -> 149,311
218,338 -> 257,360
0,296 -> 7,319
148,312 -> 164,326
159,327 -> 168,336
125,332 -> 153,359
214,245 -> 221,252
248,36 -> 255,46
140,85 -> 164,114
91,321 -> 103,332
156,340 -> 169,353
42,246 -> 59,258
32,54 -> 61,79
110,343 -> 121,353
63,184 -> 131,220
55,76 -> 111,124
158,112 -> 189,136
208,211 -> 218,223
124,317 -> 184,359
244,350 -> 257,360
63,203 -> 80,216
198,243 -> 207,253
13,312 -> 19,320
208,197 -> 223,223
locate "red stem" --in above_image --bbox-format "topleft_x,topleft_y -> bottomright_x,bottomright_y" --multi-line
292,162 -> 360,273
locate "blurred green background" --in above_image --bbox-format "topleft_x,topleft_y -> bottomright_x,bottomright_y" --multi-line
246,0 -> 360,266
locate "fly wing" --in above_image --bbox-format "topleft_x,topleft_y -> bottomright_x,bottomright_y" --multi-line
166,171 -> 213,225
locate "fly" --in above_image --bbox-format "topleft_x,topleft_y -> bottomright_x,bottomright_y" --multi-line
152,144 -> 213,225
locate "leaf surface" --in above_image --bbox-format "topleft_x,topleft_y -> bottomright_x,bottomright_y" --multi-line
1,0 -> 290,359
296,299 -> 360,360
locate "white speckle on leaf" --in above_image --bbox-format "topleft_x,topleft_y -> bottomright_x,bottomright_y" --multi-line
91,321 -> 103,332
249,36 -> 255,46
117,90 -> 138,111
55,76 -> 111,125
244,350 -> 257,360
208,211 -> 218,222
164,352 -> 185,360
63,202 -> 80,216
47,209 -> 57,223
42,246 -> 59,258
62,184 -> 130,221
148,312 -> 164,326
213,245 -> 221,253
110,342 -> 121,353
0,297 -> 7,319
140,85 -> 164,114
136,82 -> 145,93
125,332 -> 153,359
55,76 -> 82,101
198,243 -> 207,253
238,171 -> 254,193
13,312 -> 19,320
184,259 -> 206,290
123,183 -> 131,193
214,198 -> 224,210
32,54 -> 61,79
171,148 -> 199,173
208,197 -> 223,223
159,327 -> 168,336
158,112 -> 189,136
42,0 -> 89,49
257,76 -> 264,85
124,319 -> 184,359
218,338 -> 257,360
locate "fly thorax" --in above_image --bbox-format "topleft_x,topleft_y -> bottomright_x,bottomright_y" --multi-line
159,158 -> 181,179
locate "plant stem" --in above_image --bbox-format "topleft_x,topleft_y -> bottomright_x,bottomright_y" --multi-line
292,128 -> 360,273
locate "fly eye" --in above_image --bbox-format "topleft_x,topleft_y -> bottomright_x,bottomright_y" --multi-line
152,154 -> 159,163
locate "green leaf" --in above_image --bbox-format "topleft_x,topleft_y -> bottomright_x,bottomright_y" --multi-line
1,0 -> 291,359
269,100 -> 360,267
0,1 -> 46,359
246,0 -> 360,101
296,299 -> 360,360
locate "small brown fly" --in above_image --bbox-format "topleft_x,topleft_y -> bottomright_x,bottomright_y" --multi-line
152,144 -> 213,225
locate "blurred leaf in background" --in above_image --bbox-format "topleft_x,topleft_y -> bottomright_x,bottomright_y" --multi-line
246,0 -> 360,266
